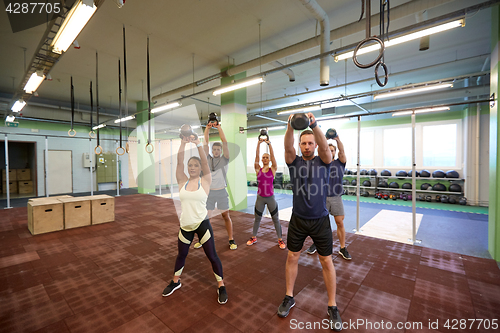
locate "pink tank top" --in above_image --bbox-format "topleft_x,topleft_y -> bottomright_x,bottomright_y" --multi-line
257,168 -> 274,197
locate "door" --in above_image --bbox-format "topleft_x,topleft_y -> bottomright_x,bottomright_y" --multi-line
46,150 -> 73,195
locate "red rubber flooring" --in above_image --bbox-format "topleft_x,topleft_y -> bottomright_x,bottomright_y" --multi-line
0,194 -> 499,332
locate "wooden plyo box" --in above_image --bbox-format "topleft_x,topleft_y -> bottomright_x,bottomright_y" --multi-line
27,198 -> 64,235
59,197 -> 91,229
18,180 -> 33,194
88,195 -> 115,224
2,181 -> 17,194
29,195 -> 73,203
16,169 -> 31,181
2,169 -> 16,182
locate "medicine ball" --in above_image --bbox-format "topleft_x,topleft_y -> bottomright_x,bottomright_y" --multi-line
459,197 -> 467,205
426,195 -> 432,202
421,183 -> 432,190
360,169 -> 368,175
378,181 -> 388,188
449,184 -> 462,192
446,170 -> 460,178
290,113 -> 310,130
402,183 -> 412,190
435,195 -> 441,202
380,169 -> 391,177
362,191 -> 370,197
351,179 -> 357,186
432,170 -> 446,178
345,169 -> 351,175
420,169 -> 431,178
362,180 -> 372,187
369,169 -> 378,176
396,170 -> 408,179
389,182 -> 399,189
408,170 -> 420,177
448,196 -> 457,204
440,195 -> 449,203
432,183 -> 447,191
383,194 -> 389,200
351,169 -> 357,175
342,179 -> 349,185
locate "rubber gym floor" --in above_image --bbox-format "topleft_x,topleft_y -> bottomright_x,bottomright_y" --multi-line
0,191 -> 499,332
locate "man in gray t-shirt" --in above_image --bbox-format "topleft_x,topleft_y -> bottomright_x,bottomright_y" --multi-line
193,122 -> 237,250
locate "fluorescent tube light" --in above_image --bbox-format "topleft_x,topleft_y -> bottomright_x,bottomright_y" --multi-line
277,105 -> 321,115
5,115 -> 15,122
392,106 -> 450,116
334,19 -> 464,62
51,0 -> 97,54
11,100 -> 26,112
269,126 -> 286,130
92,123 -> 106,130
24,72 -> 45,93
374,83 -> 453,100
151,101 -> 182,113
114,115 -> 135,123
213,77 -> 264,96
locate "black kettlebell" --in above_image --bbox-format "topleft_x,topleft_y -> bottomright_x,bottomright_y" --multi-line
459,197 -> 467,205
325,128 -> 338,139
208,112 -> 219,126
179,124 -> 198,140
290,113 -> 310,130
258,128 -> 269,141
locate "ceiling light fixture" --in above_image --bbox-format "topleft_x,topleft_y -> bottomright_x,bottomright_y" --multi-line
11,100 -> 26,112
24,71 -> 45,93
334,19 -> 464,62
50,0 -> 97,54
151,101 -> 182,113
114,115 -> 135,123
213,77 -> 264,96
92,123 -> 106,130
392,106 -> 450,116
374,83 -> 453,100
277,105 -> 321,115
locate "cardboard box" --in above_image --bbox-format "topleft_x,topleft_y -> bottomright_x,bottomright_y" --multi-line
27,199 -> 64,235
88,195 -> 115,224
58,197 -> 91,229
2,169 -> 16,182
16,169 -> 31,181
2,181 -> 17,194
18,180 -> 33,194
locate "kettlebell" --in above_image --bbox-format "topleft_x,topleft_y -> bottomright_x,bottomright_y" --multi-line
290,113 -> 310,130
179,124 -> 198,140
258,128 -> 269,141
208,112 -> 219,126
325,128 -> 338,139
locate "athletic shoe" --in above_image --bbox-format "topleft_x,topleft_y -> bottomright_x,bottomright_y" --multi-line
246,236 -> 257,246
338,247 -> 352,260
278,239 -> 286,249
277,295 -> 295,317
328,306 -> 343,331
217,286 -> 228,304
229,240 -> 237,250
194,242 -> 202,249
162,280 -> 181,297
306,244 -> 317,254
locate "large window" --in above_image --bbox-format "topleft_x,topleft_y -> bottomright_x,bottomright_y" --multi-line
383,127 -> 412,166
247,133 -> 285,170
330,129 -> 373,167
422,123 -> 457,167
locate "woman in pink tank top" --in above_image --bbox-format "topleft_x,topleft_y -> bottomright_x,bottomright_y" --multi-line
246,137 -> 285,249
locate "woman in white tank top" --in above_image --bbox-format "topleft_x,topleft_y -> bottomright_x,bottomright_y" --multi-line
162,133 -> 228,304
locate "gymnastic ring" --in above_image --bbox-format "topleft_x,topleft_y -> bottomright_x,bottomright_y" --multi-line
68,128 -> 77,137
353,36 -> 385,69
145,142 -> 154,154
116,146 -> 125,156
89,131 -> 96,139
375,61 -> 389,87
94,145 -> 103,155
125,142 -> 130,153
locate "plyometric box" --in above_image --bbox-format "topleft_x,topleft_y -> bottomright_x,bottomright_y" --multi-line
29,195 -> 73,203
88,195 -> 115,224
2,181 -> 17,194
18,180 -> 33,194
28,198 -> 64,235
2,169 -> 16,182
59,197 -> 91,229
16,169 -> 31,181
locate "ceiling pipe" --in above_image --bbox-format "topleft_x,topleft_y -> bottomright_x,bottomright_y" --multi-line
269,61 -> 295,82
416,10 -> 430,51
153,0 -> 454,102
298,0 -> 330,86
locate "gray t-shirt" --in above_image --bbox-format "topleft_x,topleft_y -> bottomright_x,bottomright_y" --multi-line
208,155 -> 229,189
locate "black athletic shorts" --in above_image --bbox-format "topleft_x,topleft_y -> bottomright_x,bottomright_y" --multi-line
287,213 -> 332,256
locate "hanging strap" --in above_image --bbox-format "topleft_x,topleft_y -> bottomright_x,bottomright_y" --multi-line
68,76 -> 76,137
123,25 -> 129,153
116,59 -> 125,155
94,51 -> 102,155
89,81 -> 96,138
145,36 -> 154,154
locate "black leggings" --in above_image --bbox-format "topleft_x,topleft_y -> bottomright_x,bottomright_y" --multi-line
174,219 -> 223,281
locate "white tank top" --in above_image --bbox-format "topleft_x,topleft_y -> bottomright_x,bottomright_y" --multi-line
179,179 -> 208,231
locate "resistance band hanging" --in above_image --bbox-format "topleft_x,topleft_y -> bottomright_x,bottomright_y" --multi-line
89,81 -> 96,138
68,76 -> 76,137
95,51 -> 102,155
116,59 -> 125,156
123,25 -> 130,154
145,36 -> 154,154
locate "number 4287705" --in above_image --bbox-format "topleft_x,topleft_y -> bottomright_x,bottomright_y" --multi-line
5,2 -> 61,14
